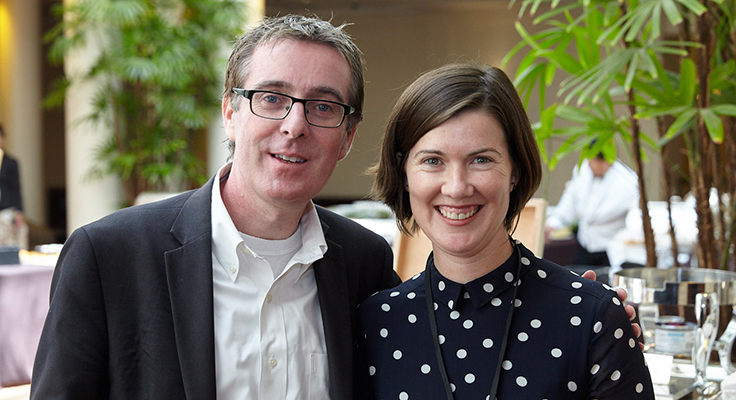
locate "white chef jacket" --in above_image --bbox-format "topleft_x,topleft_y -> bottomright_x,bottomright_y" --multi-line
547,160 -> 639,253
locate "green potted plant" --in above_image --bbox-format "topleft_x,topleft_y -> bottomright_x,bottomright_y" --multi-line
45,0 -> 246,206
504,0 -> 736,269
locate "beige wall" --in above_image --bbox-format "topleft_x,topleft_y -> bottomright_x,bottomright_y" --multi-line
267,3 -> 663,206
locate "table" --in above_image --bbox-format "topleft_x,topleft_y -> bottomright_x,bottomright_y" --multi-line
0,265 -> 54,388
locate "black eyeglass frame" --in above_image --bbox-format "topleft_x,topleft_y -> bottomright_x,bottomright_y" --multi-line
231,88 -> 356,128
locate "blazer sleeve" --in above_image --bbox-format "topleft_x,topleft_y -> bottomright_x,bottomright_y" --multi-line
30,227 -> 110,399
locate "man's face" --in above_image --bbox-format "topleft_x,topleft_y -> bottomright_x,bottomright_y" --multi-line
222,38 -> 356,209
588,157 -> 612,177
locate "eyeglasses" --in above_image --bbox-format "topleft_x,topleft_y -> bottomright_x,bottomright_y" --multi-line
232,88 -> 355,128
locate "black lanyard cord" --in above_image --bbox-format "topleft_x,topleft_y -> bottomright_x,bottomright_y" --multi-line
424,242 -> 522,400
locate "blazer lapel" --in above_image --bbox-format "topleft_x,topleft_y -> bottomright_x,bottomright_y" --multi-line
165,178 -> 217,400
314,218 -> 353,400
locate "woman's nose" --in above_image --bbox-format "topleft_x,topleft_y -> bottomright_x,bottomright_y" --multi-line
441,167 -> 473,198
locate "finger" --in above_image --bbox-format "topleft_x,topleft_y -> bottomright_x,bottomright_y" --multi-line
616,287 -> 629,303
582,270 -> 597,281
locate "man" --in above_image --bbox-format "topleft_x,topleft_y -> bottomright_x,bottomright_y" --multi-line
546,153 -> 639,266
31,14 -> 637,400
31,15 -> 401,400
0,124 -> 24,246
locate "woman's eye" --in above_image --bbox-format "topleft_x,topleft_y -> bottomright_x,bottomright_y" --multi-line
473,156 -> 491,164
423,158 -> 440,166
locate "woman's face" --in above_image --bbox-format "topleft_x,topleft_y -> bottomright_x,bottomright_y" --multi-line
404,109 -> 516,260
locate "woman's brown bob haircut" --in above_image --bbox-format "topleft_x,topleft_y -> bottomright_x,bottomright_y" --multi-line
370,63 -> 542,235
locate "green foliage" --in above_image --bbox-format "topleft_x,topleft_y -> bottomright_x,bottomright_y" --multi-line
45,0 -> 246,205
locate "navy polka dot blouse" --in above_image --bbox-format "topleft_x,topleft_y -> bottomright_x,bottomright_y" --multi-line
358,242 -> 655,399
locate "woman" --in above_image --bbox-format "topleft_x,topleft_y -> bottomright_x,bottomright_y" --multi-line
359,64 -> 654,399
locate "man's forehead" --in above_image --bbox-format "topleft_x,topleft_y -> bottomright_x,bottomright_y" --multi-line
244,39 -> 352,101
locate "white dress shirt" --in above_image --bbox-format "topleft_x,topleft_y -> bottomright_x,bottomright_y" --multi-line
211,163 -> 331,400
547,160 -> 639,253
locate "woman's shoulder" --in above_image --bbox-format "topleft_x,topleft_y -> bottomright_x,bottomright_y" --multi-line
360,272 -> 426,310
518,243 -> 618,303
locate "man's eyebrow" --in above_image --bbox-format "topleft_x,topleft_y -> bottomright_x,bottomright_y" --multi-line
251,81 -> 346,103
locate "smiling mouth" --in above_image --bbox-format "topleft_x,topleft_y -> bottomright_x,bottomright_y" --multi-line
438,206 -> 480,220
272,154 -> 306,163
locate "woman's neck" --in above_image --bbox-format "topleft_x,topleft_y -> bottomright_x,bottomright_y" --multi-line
432,237 -> 515,284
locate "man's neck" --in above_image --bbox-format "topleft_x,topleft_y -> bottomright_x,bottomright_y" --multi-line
220,174 -> 307,240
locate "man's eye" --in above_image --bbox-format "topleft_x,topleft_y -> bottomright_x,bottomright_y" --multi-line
311,102 -> 337,114
263,95 -> 281,104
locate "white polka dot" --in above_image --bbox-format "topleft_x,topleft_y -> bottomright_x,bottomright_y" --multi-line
448,300 -> 454,309
450,384 -> 456,392
393,350 -> 402,360
551,348 -> 562,358
450,311 -> 460,320
570,316 -> 581,326
369,366 -> 376,376
521,257 -> 531,265
518,332 -> 529,341
612,297 -> 621,306
603,283 -> 612,290
514,299 -> 522,307
421,364 -> 431,374
439,335 -> 445,344
570,295 -> 582,304
463,320 -> 474,329
611,370 -> 621,381
438,281 -> 446,291
412,274 -> 420,280
465,373 -> 475,384
505,272 -> 514,282
636,383 -> 644,393
593,321 -> 603,333
568,381 -> 578,391
408,314 -> 417,323
434,302 -> 438,311
483,283 -> 494,293
572,281 -> 583,289
531,319 -> 542,328
381,303 -> 390,312
457,349 -> 467,359
491,298 -> 502,306
502,360 -> 513,370
390,291 -> 400,297
591,364 -> 600,374
516,376 -> 527,387
483,338 -> 493,348
380,328 -> 389,338
614,328 -> 624,339
399,392 -> 409,400
629,338 -> 636,348
407,292 -> 416,299
463,292 -> 471,299
537,269 -> 548,279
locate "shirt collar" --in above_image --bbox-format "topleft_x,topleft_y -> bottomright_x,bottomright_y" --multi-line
210,163 -> 328,283
429,243 -> 524,310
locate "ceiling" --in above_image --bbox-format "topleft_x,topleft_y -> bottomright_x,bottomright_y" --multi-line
266,0 -> 507,13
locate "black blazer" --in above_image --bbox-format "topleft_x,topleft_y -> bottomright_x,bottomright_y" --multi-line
30,177 -> 401,399
0,154 -> 22,211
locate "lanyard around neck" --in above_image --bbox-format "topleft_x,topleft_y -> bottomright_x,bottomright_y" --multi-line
424,242 -> 522,400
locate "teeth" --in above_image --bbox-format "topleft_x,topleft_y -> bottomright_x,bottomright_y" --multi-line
273,154 -> 305,163
439,207 -> 478,220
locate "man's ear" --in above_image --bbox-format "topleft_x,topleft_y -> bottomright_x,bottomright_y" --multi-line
338,126 -> 358,161
222,96 -> 236,142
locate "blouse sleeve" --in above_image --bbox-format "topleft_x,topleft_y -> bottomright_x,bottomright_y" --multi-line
587,291 -> 655,399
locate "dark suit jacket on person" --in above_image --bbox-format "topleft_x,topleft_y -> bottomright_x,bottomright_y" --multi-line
0,154 -> 22,211
30,177 -> 402,400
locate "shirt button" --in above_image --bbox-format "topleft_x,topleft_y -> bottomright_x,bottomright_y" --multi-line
266,294 -> 273,303
229,266 -> 236,273
243,248 -> 251,256
269,358 -> 277,367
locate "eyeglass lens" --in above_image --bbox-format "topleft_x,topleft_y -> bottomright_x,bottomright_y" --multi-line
250,92 -> 345,128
